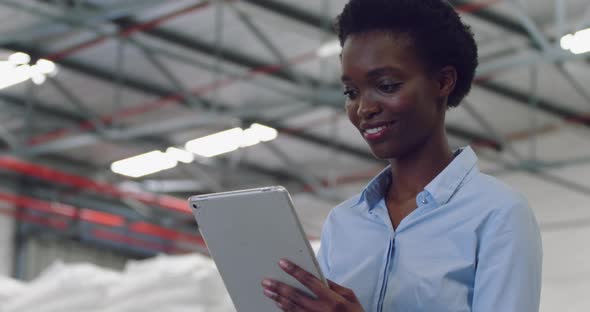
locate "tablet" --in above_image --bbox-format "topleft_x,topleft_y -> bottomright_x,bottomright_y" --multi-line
188,186 -> 326,312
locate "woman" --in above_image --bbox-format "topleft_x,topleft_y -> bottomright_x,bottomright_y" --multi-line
261,0 -> 542,311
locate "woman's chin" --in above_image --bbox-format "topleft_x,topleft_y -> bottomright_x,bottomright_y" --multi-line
368,145 -> 402,161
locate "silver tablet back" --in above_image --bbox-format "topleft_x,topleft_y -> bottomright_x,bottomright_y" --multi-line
189,186 -> 325,312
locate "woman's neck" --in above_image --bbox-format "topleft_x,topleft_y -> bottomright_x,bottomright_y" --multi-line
388,130 -> 454,203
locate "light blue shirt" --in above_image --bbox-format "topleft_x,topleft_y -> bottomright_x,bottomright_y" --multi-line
317,147 -> 542,312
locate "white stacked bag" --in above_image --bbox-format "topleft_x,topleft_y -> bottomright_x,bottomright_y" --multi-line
0,276 -> 26,305
0,254 -> 235,312
105,254 -> 234,312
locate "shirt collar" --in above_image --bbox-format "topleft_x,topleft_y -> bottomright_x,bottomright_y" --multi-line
357,146 -> 479,210
357,166 -> 392,210
424,146 -> 478,206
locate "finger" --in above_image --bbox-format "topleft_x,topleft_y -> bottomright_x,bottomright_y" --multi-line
327,279 -> 358,301
263,279 -> 317,311
274,294 -> 306,312
262,283 -> 307,312
279,259 -> 331,298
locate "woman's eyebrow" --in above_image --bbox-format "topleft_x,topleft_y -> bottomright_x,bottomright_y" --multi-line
341,66 -> 402,83
366,66 -> 401,79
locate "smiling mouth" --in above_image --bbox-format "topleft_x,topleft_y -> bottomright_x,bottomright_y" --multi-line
362,122 -> 397,141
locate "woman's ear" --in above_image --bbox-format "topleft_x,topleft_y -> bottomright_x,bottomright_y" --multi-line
437,66 -> 457,99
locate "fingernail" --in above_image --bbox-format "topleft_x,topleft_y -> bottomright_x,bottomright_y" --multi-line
262,279 -> 273,287
279,259 -> 290,269
263,289 -> 277,298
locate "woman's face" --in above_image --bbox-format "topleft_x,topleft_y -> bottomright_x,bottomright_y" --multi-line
341,31 -> 448,160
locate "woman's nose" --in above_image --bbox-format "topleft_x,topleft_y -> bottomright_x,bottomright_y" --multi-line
357,94 -> 381,119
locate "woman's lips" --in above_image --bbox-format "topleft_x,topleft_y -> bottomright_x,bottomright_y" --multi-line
362,122 -> 396,141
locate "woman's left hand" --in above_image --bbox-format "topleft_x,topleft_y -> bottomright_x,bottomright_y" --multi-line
261,259 -> 365,312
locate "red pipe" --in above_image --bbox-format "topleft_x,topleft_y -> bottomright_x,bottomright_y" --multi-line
0,156 -> 190,214
0,191 -> 204,250
0,206 -> 188,253
456,0 -> 502,13
0,207 -> 69,230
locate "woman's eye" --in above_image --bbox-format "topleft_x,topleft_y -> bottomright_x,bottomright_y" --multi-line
378,83 -> 401,93
343,89 -> 358,100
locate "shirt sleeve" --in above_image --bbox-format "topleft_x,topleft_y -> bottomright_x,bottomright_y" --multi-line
472,198 -> 543,312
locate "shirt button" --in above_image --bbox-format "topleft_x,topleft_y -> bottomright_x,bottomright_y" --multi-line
421,198 -> 428,204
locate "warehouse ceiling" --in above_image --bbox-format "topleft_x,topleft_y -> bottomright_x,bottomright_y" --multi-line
0,0 -> 589,268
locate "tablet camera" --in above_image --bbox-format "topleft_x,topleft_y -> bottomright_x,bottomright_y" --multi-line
192,203 -> 199,209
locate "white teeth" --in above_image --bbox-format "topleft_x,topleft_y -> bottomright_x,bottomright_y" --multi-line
365,126 -> 387,135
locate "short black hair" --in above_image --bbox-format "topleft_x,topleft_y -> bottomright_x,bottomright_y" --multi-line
335,0 -> 478,107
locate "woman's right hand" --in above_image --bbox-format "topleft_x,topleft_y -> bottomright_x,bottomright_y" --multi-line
261,259 -> 365,312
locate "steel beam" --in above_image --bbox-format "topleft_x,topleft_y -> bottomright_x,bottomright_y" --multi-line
0,93 -> 167,153
245,0 -> 332,32
0,93 -> 87,124
476,49 -> 583,76
446,124 -> 502,151
229,2 -> 310,87
130,23 -> 324,88
462,99 -> 521,158
482,2 -> 548,54
47,77 -> 107,133
449,0 -> 540,48
476,80 -> 590,128
17,115 -> 227,156
478,150 -> 590,202
0,0 -> 164,45
555,64 -> 590,107
3,42 -> 180,99
449,0 -> 590,63
136,44 -> 212,110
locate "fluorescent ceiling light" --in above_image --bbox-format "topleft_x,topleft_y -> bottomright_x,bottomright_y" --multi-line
8,52 -> 30,65
165,147 -> 195,164
31,73 -> 46,85
35,59 -> 57,75
111,150 -> 178,178
0,63 -> 31,90
110,124 -> 280,178
0,53 -> 58,90
561,28 -> 590,54
185,124 -> 279,158
249,123 -> 278,142
185,127 -> 244,158
241,128 -> 261,147
317,40 -> 341,58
